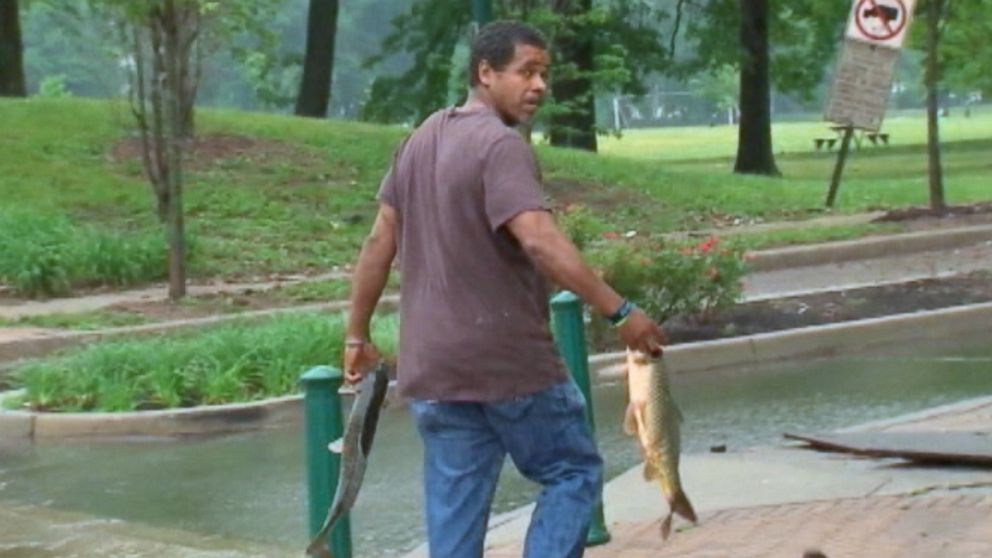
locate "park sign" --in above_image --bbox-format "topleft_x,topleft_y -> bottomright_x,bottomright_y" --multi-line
825,0 -> 916,132
847,0 -> 915,49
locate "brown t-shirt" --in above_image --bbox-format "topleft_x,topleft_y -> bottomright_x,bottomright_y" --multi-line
378,106 -> 568,402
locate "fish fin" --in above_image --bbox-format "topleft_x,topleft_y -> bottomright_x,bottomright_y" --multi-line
642,460 -> 659,481
670,489 -> 698,524
305,539 -> 334,558
327,438 -> 344,454
659,512 -> 673,540
623,401 -> 638,436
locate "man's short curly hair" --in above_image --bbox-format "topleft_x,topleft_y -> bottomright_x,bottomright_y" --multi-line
468,21 -> 548,87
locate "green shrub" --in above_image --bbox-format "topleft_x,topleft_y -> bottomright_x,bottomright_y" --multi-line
586,236 -> 747,324
11,312 -> 400,412
38,74 -> 72,98
556,204 -> 607,251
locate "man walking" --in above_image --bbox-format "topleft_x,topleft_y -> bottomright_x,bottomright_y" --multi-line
343,21 -> 667,558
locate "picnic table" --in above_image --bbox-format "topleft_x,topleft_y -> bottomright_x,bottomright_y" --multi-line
814,126 -> 890,151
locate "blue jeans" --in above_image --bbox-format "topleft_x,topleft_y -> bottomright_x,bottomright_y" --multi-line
409,381 -> 604,558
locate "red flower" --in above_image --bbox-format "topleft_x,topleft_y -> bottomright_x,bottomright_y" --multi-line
697,237 -> 719,253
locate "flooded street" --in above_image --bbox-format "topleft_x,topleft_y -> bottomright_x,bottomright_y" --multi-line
1,337 -> 991,557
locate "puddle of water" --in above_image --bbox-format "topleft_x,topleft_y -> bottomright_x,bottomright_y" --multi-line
1,337 -> 990,556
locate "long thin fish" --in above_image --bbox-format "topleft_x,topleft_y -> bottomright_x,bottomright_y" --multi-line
305,361 -> 390,558
624,349 -> 697,538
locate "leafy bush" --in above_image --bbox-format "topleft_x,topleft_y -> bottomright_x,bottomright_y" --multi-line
556,204 -> 607,251
0,212 -> 173,297
586,235 -> 747,324
11,312 -> 400,412
38,74 -> 72,98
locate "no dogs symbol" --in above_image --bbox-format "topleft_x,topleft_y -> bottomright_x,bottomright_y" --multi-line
853,0 -> 908,42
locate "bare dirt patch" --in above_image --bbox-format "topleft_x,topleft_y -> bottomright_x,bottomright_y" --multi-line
108,133 -> 325,176
872,203 -> 992,227
107,291 -> 292,322
544,178 -> 652,212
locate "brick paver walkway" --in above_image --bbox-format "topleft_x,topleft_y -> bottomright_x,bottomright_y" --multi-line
486,493 -> 992,558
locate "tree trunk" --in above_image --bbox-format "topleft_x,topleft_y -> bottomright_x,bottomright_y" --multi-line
549,0 -> 597,152
162,0 -> 187,300
734,0 -> 779,175
925,0 -> 946,212
0,0 -> 27,97
295,0 -> 339,118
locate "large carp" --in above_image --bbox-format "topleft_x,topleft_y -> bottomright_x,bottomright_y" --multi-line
624,349 -> 697,538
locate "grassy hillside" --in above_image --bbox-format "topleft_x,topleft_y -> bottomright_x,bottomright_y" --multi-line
2,97 -> 989,295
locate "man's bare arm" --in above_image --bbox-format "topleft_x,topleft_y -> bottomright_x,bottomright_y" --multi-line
506,210 -> 622,316
346,204 -> 398,343
505,209 -> 666,355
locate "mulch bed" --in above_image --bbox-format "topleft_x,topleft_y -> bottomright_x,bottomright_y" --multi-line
590,271 -> 992,351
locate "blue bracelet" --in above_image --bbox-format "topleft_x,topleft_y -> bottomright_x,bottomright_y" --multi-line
607,299 -> 635,327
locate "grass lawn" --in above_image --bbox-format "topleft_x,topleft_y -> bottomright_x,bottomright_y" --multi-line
2,97 -> 990,296
598,106 -> 992,160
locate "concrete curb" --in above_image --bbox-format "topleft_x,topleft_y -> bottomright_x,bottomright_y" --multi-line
0,296 -> 400,367
839,395 -> 992,434
594,301 -> 992,378
0,395 -> 302,440
4,301 -> 990,442
746,224 -> 992,272
0,394 -> 304,441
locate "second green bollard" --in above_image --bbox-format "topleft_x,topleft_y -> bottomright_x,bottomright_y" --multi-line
301,366 -> 352,558
550,291 -> 611,546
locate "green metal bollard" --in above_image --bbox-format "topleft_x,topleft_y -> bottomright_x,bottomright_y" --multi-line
550,291 -> 611,547
301,366 -> 352,558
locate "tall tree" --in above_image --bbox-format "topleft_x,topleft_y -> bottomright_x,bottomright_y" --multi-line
923,0 -> 947,212
0,0 -> 27,97
119,0 -> 200,299
548,0 -> 597,152
362,0 -> 671,141
940,0 -> 992,95
295,0 -> 339,117
734,0 -> 777,175
680,0 -> 848,175
361,0 -> 469,124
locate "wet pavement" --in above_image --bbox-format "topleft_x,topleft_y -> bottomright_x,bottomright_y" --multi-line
483,398 -> 992,558
0,502 -> 295,558
744,241 -> 992,301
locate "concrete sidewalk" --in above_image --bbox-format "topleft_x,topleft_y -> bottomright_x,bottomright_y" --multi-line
482,398 -> 992,558
0,271 -> 348,321
486,492 -> 992,558
2,223 -> 991,323
744,240 -> 992,301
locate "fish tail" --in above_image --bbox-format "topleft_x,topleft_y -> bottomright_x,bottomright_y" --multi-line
659,511 -> 673,540
305,540 -> 334,558
670,488 -> 698,524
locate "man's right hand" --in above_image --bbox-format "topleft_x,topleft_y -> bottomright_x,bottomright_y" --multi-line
342,340 -> 382,384
617,309 -> 667,358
